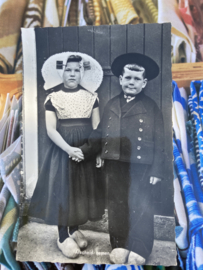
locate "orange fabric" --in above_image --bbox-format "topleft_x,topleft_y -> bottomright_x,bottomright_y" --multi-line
0,74 -> 22,119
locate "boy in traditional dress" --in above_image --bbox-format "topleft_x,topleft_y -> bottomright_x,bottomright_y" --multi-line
80,53 -> 164,265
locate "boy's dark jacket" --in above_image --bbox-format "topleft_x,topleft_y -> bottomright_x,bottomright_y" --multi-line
80,91 -> 165,179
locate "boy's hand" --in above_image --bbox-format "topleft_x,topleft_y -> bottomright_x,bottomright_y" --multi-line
149,177 -> 161,185
96,155 -> 104,168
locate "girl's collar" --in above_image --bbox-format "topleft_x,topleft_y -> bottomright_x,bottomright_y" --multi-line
62,84 -> 82,92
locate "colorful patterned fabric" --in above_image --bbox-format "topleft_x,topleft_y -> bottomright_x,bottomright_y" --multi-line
14,0 -> 44,74
11,216 -> 20,243
43,0 -> 60,27
110,0 -> 139,25
188,95 -> 203,189
0,136 -> 22,181
4,163 -> 21,204
0,185 -> 10,223
158,0 -> 196,63
0,195 -> 20,270
189,81 -> 203,187
104,265 -> 144,270
173,81 -> 203,269
0,0 -> 27,73
0,74 -> 22,120
172,81 -> 189,257
173,136 -> 203,270
57,0 -> 65,26
0,135 -> 22,264
179,0 -> 195,44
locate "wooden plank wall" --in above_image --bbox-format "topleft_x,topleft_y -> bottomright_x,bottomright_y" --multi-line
35,23 -> 173,216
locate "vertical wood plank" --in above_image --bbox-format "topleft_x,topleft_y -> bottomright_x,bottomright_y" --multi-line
144,23 -> 162,108
35,28 -> 50,168
78,26 -> 94,56
63,26 -> 79,52
127,24 -> 144,53
161,23 -> 173,216
38,28 -> 64,169
110,25 -> 127,99
94,25 -> 111,116
38,28 -> 64,166
48,27 -> 64,55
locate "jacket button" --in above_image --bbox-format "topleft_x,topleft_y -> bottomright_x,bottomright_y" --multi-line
138,137 -> 142,141
137,146 -> 141,150
105,150 -> 108,154
109,117 -> 112,120
108,126 -> 110,128
139,128 -> 143,132
105,142 -> 108,145
137,156 -> 141,159
106,134 -> 109,137
139,119 -> 143,123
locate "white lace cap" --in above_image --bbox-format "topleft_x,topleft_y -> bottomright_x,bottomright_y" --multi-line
42,52 -> 103,92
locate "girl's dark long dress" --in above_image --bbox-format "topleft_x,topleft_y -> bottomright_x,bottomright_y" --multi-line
28,87 -> 105,226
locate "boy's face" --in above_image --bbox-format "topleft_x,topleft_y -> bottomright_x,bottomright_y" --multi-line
119,67 -> 147,96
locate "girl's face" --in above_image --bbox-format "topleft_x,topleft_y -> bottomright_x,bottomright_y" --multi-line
63,62 -> 81,89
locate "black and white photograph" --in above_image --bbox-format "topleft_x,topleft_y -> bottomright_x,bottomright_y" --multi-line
17,24 -> 176,265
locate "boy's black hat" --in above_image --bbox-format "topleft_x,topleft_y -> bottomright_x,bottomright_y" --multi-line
111,53 -> 159,80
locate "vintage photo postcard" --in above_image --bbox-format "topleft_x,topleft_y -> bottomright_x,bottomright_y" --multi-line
17,24 -> 176,265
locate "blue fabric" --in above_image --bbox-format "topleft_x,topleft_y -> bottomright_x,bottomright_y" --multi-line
173,137 -> 203,270
173,80 -> 203,269
105,265 -> 144,270
188,95 -> 203,188
189,81 -> 203,180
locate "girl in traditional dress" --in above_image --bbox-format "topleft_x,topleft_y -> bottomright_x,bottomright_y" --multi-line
28,54 -> 105,259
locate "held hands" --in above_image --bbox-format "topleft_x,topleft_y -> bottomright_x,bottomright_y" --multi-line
150,177 -> 161,185
67,147 -> 84,162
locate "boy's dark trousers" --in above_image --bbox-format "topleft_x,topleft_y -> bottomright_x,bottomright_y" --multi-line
105,160 -> 157,260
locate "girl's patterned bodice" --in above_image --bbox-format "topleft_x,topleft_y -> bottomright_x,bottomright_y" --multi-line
45,89 -> 97,119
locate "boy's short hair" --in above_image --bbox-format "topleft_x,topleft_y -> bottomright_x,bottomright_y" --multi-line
122,64 -> 146,78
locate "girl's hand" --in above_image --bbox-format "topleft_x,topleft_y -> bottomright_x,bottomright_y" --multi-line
67,147 -> 84,162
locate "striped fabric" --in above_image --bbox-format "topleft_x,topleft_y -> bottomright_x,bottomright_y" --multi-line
14,0 -> 44,74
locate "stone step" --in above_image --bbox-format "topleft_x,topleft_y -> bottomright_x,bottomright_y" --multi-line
17,222 -> 177,266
